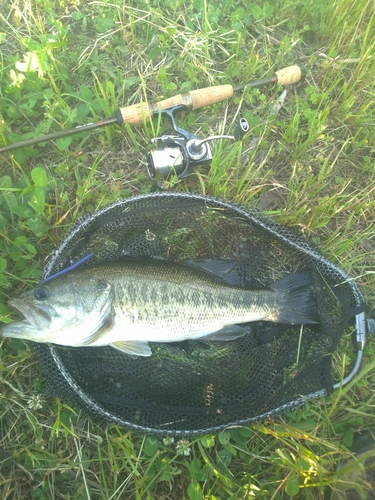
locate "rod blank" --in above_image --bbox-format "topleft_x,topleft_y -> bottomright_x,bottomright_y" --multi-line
0,65 -> 306,153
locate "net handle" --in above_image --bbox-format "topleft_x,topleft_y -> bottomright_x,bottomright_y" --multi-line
333,311 -> 367,388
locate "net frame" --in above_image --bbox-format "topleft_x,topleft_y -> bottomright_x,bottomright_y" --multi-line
32,192 -> 367,435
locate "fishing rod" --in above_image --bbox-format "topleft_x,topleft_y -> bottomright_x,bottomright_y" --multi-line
0,65 -> 305,155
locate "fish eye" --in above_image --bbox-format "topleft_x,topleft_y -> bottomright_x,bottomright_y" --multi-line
34,287 -> 49,301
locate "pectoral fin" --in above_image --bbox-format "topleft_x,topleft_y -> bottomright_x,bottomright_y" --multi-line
110,340 -> 152,357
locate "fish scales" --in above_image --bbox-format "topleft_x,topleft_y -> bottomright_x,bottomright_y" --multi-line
93,261 -> 277,337
0,259 -> 318,356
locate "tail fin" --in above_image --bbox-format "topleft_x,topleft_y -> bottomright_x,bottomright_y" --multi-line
269,271 -> 319,325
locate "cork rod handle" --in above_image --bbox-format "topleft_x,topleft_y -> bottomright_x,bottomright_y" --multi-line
275,65 -> 305,86
116,65 -> 305,125
117,85 -> 234,125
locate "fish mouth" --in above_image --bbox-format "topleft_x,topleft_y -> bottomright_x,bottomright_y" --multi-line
8,298 -> 51,330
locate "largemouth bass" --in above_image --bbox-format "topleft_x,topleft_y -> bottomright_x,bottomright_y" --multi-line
0,260 -> 318,356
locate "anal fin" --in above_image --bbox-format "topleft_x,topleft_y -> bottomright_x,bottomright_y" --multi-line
199,325 -> 248,341
110,340 -> 152,357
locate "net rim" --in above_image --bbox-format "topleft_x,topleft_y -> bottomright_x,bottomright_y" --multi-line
37,192 -> 366,434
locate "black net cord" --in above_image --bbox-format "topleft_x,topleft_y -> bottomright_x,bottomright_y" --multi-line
32,192 -> 366,435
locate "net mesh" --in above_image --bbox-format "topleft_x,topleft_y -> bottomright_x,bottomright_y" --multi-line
32,193 -> 365,435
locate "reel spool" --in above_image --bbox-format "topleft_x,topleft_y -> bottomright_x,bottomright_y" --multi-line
33,193 -> 368,436
146,106 -> 249,180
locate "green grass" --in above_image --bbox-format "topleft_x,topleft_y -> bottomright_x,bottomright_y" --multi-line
1,0 -> 375,498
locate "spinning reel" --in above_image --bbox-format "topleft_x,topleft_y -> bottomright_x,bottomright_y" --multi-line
146,105 -> 249,180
